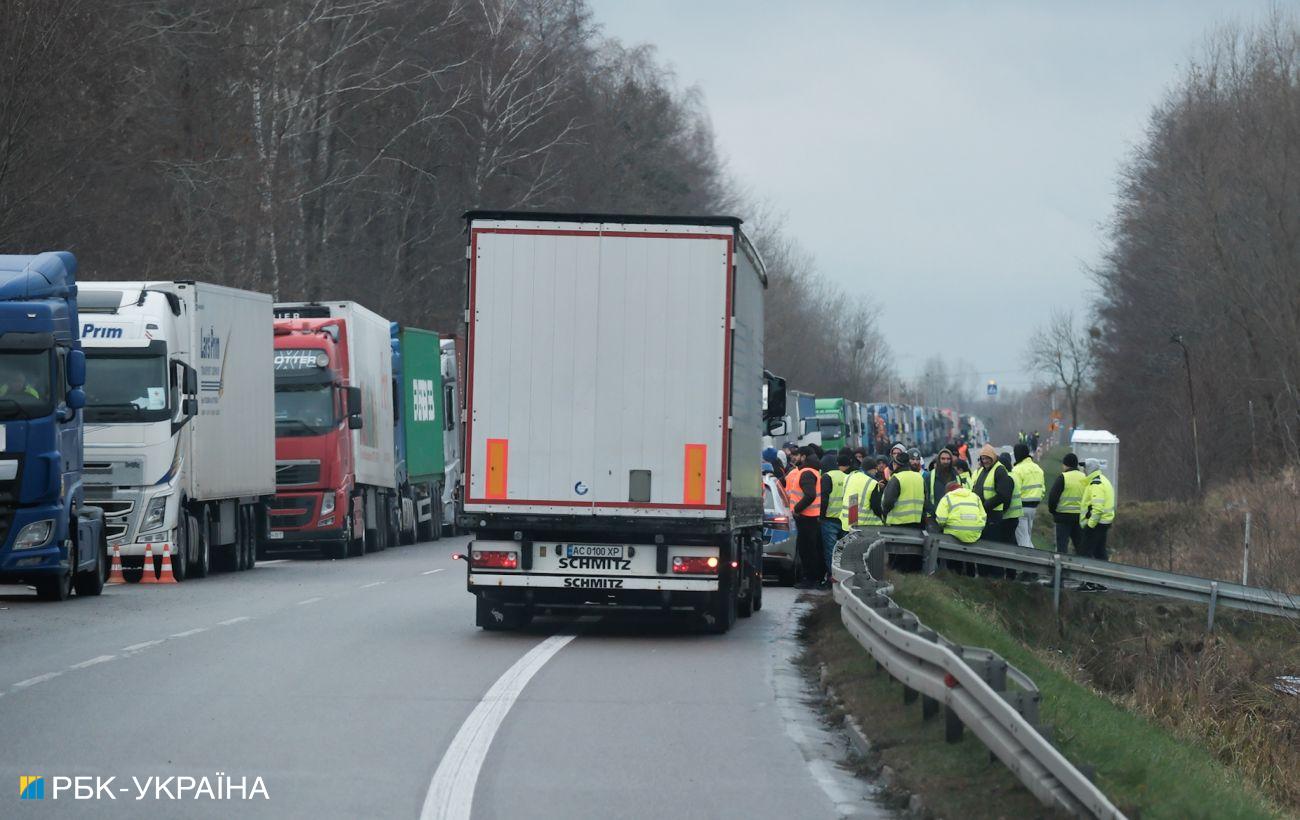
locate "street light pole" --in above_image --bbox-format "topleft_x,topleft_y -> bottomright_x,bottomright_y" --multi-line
1170,333 -> 1203,495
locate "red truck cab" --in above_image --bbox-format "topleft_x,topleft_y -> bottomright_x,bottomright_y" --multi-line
265,319 -> 363,558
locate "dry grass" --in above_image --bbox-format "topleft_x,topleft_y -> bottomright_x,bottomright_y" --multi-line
1110,473 -> 1300,595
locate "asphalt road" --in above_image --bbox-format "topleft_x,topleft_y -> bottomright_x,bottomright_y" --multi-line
0,537 -> 889,819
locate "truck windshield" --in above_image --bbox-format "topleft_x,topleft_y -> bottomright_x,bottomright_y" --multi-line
0,350 -> 54,419
84,347 -> 171,423
816,417 -> 843,439
275,385 -> 336,437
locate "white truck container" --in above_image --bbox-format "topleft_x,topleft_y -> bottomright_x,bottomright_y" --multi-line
1070,429 -> 1120,498
79,281 -> 275,578
458,211 -> 785,633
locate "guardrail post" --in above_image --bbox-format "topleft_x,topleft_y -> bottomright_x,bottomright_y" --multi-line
1052,553 -> 1062,614
944,703 -> 963,742
1207,581 -> 1219,632
867,538 -> 887,579
921,694 -> 939,720
923,535 -> 939,575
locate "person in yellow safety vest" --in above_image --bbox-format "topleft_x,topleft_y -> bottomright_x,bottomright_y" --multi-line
997,451 -> 1023,545
1011,443 -> 1046,548
955,458 -> 972,490
786,446 -> 825,590
1047,452 -> 1087,554
0,374 -> 41,401
839,463 -> 883,531
1080,458 -> 1116,561
820,452 -> 855,582
969,444 -> 1014,543
932,480 -> 987,544
880,450 -> 924,529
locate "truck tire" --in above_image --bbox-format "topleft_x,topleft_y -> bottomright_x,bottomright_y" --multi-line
753,572 -> 764,612
74,529 -> 107,597
37,540 -> 73,601
243,506 -> 257,570
172,507 -> 190,582
351,497 -> 369,557
424,492 -> 442,542
189,509 -> 210,578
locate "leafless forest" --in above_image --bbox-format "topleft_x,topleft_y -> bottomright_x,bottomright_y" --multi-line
1095,15 -> 1300,498
0,0 -> 897,402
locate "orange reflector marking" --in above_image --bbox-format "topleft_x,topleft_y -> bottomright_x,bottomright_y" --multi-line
486,438 -> 509,499
683,443 -> 707,504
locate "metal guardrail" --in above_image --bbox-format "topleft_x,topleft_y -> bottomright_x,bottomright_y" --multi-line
871,529 -> 1300,626
831,528 -> 1126,819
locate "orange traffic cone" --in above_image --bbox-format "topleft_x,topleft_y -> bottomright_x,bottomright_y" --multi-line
156,543 -> 177,584
108,544 -> 126,584
139,543 -> 158,584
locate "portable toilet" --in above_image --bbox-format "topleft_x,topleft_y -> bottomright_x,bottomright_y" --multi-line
1070,429 -> 1120,499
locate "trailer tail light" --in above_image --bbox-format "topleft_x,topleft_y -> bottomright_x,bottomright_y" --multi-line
470,550 -> 518,570
671,555 -> 719,574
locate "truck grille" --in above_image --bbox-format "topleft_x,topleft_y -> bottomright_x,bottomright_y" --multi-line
95,499 -> 136,542
84,459 -> 145,486
267,495 -> 316,528
276,462 -> 321,487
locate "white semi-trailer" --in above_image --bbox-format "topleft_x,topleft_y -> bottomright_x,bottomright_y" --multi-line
457,211 -> 785,632
79,282 -> 275,578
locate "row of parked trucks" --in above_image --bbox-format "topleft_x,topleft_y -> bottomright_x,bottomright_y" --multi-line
4,210 -> 789,635
778,393 -> 987,455
0,254 -> 462,597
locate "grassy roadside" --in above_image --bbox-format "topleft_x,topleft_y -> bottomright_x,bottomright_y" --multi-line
806,576 -> 1288,819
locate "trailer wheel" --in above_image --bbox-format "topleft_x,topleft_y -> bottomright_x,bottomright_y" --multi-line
189,509 -> 210,578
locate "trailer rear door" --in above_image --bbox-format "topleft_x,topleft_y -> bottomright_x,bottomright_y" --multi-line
464,218 -> 733,518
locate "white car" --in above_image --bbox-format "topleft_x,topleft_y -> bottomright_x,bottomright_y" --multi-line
761,472 -> 797,585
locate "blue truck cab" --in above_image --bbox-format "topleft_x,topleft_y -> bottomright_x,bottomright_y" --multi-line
0,253 -> 107,600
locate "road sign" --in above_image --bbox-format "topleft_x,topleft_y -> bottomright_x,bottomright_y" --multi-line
986,380 -> 998,397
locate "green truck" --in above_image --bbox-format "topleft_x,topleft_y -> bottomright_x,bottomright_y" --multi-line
814,397 -> 860,452
392,325 -> 460,542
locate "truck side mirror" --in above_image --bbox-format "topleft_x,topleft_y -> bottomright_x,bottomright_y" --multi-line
346,386 -> 362,416
66,388 -> 86,410
348,415 -> 363,430
171,397 -> 198,436
763,371 -> 786,421
183,364 -> 198,396
766,418 -> 787,437
67,349 -> 86,388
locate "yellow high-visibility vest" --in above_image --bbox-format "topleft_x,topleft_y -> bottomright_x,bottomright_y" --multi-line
935,488 -> 987,544
1081,471 -> 1116,528
1057,470 -> 1087,515
1013,458 -> 1045,503
887,471 -> 924,525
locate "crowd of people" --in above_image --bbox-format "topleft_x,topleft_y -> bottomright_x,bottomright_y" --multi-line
761,438 -> 1117,588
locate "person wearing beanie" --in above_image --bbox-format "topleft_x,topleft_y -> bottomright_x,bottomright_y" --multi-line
1080,458 -> 1116,560
880,449 -> 924,530
1011,442 -> 1046,548
817,451 -> 857,587
762,446 -> 785,481
1047,452 -> 1087,554
969,443 -> 1014,543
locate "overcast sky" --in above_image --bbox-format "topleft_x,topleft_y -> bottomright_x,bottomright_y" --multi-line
587,0 -> 1279,389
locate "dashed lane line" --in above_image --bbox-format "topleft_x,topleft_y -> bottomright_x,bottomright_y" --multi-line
218,616 -> 252,626
69,655 -> 116,670
14,672 -> 63,689
122,640 -> 164,652
170,628 -> 208,638
360,581 -> 386,589
422,569 -> 445,576
297,597 -> 323,606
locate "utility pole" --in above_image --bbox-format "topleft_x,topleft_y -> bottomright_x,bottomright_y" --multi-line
1170,334 -> 1203,495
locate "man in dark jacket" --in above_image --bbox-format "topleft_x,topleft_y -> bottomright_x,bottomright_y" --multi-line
791,446 -> 824,589
970,444 -> 1014,543
1047,453 -> 1086,553
925,447 -> 959,519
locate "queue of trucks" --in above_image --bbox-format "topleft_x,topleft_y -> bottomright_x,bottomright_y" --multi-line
0,253 -> 463,599
4,209 -> 790,635
780,395 -> 987,455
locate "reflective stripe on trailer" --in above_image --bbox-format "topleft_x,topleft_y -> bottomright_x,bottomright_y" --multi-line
468,573 -> 719,591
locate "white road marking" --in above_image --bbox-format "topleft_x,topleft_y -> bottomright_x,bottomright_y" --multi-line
14,671 -> 62,689
69,655 -> 116,670
420,634 -> 577,820
258,559 -> 288,565
422,569 -> 445,576
360,581 -> 386,589
122,640 -> 164,652
218,616 -> 252,626
297,597 -> 323,605
170,628 -> 207,638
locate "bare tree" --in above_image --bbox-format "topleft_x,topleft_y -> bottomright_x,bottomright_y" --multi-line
1025,309 -> 1095,431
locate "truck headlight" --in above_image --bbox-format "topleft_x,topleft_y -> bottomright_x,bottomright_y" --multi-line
320,492 -> 335,517
141,494 -> 171,532
14,520 -> 54,550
